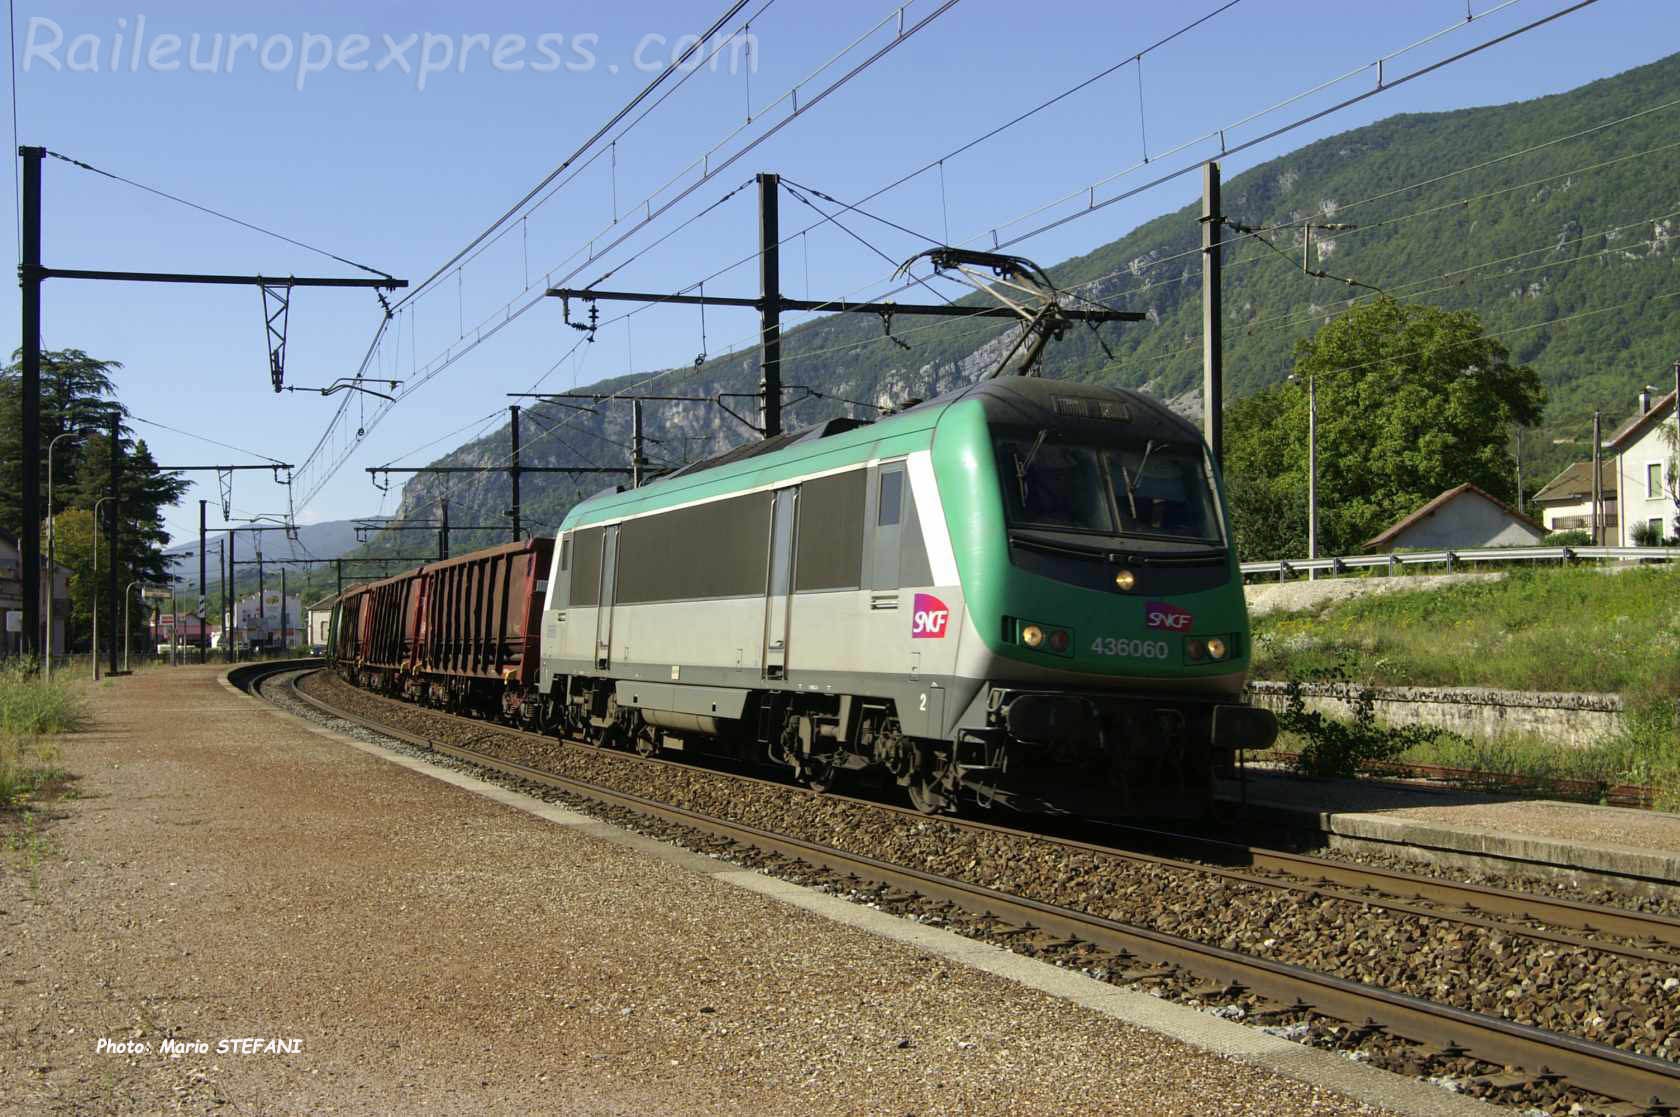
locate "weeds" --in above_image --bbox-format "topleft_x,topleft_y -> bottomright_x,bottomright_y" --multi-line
1276,661 -> 1443,778
0,659 -> 88,738
8,810 -> 51,894
0,660 -> 86,810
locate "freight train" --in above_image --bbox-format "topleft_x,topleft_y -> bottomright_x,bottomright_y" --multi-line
330,375 -> 1276,819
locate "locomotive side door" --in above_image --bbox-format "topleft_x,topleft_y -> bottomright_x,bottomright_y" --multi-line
762,488 -> 797,679
593,525 -> 619,669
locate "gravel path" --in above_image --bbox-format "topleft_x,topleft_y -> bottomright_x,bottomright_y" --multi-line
302,671 -> 1680,1072
0,664 -> 1404,1116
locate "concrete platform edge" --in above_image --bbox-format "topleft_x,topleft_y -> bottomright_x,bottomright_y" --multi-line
1235,796 -> 1680,890
232,669 -> 1501,1117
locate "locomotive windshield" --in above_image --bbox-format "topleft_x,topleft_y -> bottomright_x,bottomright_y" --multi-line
994,428 -> 1223,544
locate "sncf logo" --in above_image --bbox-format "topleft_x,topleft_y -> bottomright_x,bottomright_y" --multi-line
911,593 -> 951,639
1145,601 -> 1193,631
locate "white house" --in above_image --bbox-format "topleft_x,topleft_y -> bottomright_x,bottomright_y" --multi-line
305,594 -> 338,652
1605,388 -> 1678,545
1530,459 -> 1616,540
1362,483 -> 1547,552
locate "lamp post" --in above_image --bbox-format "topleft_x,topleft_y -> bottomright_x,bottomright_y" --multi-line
91,495 -> 114,681
44,430 -> 79,675
123,580 -> 143,674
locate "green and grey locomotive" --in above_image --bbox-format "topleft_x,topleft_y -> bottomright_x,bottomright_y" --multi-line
539,375 -> 1276,818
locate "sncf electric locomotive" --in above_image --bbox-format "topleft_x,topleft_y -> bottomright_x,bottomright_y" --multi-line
332,375 -> 1276,819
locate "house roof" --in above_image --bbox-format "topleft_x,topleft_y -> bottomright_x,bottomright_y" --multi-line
1362,483 -> 1547,551
1531,459 -> 1617,504
1605,390 -> 1676,452
305,593 -> 339,611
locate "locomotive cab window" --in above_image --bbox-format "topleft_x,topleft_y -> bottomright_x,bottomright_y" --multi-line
994,428 -> 1222,544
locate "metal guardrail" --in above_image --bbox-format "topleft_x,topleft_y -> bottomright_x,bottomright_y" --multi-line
1240,544 -> 1680,580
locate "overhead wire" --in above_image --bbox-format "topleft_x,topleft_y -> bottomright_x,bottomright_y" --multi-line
293,1 -> 961,508
43,150 -> 394,279
436,0 -> 780,287
577,107 -> 1675,406
1076,284 -> 1680,393
390,0 -> 755,311
305,0 -> 1250,491
306,0 -> 1600,517
129,413 -> 289,467
556,0 -> 1257,338
804,0 -> 1599,319
1230,205 -> 1680,339
598,0 -> 1619,364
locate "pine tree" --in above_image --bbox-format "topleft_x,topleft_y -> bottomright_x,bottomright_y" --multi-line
0,348 -> 189,649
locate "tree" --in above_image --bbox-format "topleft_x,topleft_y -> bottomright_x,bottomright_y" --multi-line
1224,388 -> 1307,561
0,348 -> 121,531
1,348 -> 189,649
1224,299 -> 1545,558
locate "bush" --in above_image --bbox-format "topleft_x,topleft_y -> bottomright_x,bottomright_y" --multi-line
1632,520 -> 1663,546
1278,661 -> 1443,778
1542,529 -> 1592,546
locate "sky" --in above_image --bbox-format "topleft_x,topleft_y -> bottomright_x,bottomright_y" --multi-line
6,0 -> 1674,546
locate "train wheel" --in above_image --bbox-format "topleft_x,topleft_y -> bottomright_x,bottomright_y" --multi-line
804,753 -> 841,795
906,777 -> 948,814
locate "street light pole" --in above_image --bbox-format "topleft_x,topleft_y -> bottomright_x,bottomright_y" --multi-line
123,579 -> 141,674
91,495 -> 114,681
44,430 -> 78,676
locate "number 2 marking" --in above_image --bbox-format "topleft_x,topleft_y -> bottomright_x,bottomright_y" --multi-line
918,693 -> 928,711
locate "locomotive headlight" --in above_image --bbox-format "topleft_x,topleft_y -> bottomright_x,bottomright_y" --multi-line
1021,623 -> 1045,648
1207,637 -> 1229,660
1185,638 -> 1206,662
1114,569 -> 1136,592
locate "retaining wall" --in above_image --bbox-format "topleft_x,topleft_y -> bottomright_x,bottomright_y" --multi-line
1245,681 -> 1622,748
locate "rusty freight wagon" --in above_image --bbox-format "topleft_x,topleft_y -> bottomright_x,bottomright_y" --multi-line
338,569 -> 425,693
410,537 -> 554,724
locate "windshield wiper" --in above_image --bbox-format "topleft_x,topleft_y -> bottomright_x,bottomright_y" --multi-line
1015,428 -> 1049,508
1118,438 -> 1157,521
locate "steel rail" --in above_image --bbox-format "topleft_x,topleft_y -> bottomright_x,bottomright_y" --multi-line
270,668 -> 1680,1109
272,664 -> 1680,953
1096,822 -> 1680,951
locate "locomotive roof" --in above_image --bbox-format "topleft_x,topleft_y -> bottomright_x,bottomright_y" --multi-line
563,376 -> 1205,529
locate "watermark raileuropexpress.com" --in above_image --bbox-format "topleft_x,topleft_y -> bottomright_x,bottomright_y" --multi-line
22,17 -> 758,91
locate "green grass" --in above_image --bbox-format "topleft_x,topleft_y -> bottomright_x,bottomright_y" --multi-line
1250,565 -> 1680,808
0,661 -> 86,809
1252,564 -> 1680,696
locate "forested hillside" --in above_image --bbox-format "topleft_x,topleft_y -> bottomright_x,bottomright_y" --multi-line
368,51 -> 1680,557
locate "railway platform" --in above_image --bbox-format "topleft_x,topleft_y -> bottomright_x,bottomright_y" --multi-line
1220,770 -> 1680,894
0,663 -> 1496,1116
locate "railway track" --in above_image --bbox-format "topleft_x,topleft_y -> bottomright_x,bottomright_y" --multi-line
252,664 -> 1680,1114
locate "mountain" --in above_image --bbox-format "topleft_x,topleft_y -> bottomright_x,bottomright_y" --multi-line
165,518 -> 364,604
376,51 -> 1680,551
